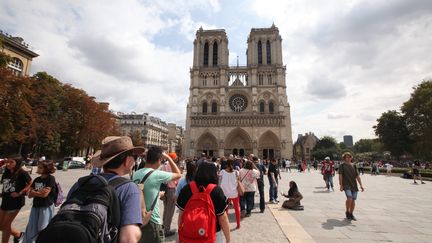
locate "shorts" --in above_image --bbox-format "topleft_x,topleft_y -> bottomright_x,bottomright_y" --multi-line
413,169 -> 420,176
344,190 -> 358,200
140,222 -> 164,243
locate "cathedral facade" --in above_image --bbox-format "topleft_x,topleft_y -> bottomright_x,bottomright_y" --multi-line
183,25 -> 293,160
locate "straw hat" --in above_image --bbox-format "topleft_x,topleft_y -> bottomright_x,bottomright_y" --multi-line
91,136 -> 145,168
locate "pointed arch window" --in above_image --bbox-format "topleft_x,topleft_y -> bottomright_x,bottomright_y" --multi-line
259,101 -> 265,113
213,42 -> 218,66
257,41 -> 262,64
266,40 -> 271,64
202,102 -> 208,113
211,102 -> 217,113
203,42 -> 209,66
269,101 -> 274,113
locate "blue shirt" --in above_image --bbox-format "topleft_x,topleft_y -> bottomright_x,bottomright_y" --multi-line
175,177 -> 188,197
67,173 -> 142,227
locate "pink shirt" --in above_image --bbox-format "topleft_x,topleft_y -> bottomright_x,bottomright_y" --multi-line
160,162 -> 178,188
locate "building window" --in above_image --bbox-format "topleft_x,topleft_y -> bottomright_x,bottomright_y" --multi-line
258,73 -> 263,85
203,42 -> 209,66
266,40 -> 271,64
257,41 -> 262,64
8,57 -> 23,76
259,101 -> 265,113
269,101 -> 274,113
202,102 -> 208,113
213,41 -> 218,66
211,102 -> 217,113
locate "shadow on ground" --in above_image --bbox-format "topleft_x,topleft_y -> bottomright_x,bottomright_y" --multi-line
321,218 -> 352,230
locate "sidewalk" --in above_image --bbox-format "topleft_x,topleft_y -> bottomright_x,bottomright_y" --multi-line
272,170 -> 432,243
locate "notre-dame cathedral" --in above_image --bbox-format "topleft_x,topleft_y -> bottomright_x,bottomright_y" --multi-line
183,25 -> 293,160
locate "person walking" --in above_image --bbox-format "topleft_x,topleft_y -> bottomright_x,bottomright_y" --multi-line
239,161 -> 260,217
0,155 -> 32,243
339,152 -> 364,221
321,157 -> 335,191
132,146 -> 182,243
219,159 -> 241,229
22,161 -> 56,243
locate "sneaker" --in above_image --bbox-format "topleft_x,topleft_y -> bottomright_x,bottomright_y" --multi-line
345,211 -> 351,220
164,230 -> 176,237
350,213 -> 357,221
260,209 -> 265,213
275,199 -> 280,203
414,181 -> 418,184
13,232 -> 23,243
421,182 -> 426,184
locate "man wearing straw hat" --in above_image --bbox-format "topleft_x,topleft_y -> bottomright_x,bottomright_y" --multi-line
89,136 -> 145,242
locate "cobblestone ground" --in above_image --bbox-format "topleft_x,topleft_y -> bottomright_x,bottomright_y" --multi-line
5,168 -> 288,243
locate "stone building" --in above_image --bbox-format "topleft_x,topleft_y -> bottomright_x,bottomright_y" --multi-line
117,112 -> 173,149
183,25 -> 293,159
168,123 -> 184,155
0,30 -> 38,76
293,132 -> 319,161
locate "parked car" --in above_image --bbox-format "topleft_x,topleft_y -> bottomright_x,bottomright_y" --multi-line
57,158 -> 85,170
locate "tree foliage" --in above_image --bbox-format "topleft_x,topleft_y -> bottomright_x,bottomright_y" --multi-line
401,80 -> 432,159
374,110 -> 411,158
0,55 -> 118,158
312,136 -> 342,160
354,139 -> 383,153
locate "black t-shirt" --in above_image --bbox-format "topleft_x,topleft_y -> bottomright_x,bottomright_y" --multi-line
32,175 -> 56,207
1,169 -> 32,210
176,184 -> 228,232
268,163 -> 279,178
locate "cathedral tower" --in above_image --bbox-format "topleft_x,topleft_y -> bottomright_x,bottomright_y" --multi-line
183,25 -> 293,159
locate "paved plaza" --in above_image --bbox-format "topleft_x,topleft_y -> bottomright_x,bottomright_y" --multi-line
5,168 -> 432,242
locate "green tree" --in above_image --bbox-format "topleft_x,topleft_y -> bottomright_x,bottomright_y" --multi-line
374,110 -> 411,159
401,80 -> 432,160
312,136 -> 342,160
354,139 -> 383,153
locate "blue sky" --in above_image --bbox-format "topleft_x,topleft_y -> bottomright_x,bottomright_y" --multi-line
1,0 -> 432,143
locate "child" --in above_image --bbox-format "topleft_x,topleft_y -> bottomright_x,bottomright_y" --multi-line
281,181 -> 303,210
22,160 -> 57,243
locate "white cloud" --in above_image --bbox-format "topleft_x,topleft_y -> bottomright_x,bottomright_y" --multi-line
1,0 -> 432,144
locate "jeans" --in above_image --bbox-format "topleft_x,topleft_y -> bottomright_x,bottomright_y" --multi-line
324,174 -> 334,189
268,177 -> 278,201
240,191 -> 255,214
257,180 -> 265,211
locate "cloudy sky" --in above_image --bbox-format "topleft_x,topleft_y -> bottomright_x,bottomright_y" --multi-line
2,0 -> 432,143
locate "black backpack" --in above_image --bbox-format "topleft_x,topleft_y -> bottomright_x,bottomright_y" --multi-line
36,174 -> 130,243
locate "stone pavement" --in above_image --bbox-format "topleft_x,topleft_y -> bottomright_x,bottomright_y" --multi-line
272,169 -> 432,243
4,168 -> 432,242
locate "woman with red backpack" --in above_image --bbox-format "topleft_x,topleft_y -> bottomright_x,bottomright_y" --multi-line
176,162 -> 231,243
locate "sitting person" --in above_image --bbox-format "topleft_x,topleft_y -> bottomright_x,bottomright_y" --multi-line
281,181 -> 303,210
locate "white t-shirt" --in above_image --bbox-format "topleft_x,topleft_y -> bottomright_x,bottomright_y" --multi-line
219,170 -> 238,198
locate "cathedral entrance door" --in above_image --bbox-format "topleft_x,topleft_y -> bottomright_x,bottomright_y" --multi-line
263,149 -> 274,160
232,149 -> 245,157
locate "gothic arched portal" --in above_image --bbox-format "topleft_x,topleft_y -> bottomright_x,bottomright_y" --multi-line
258,130 -> 281,160
196,132 -> 218,157
224,128 -> 253,157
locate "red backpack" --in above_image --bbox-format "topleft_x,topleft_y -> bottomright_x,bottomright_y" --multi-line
179,181 -> 217,243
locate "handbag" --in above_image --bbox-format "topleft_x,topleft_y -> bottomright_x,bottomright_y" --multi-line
237,170 -> 250,196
